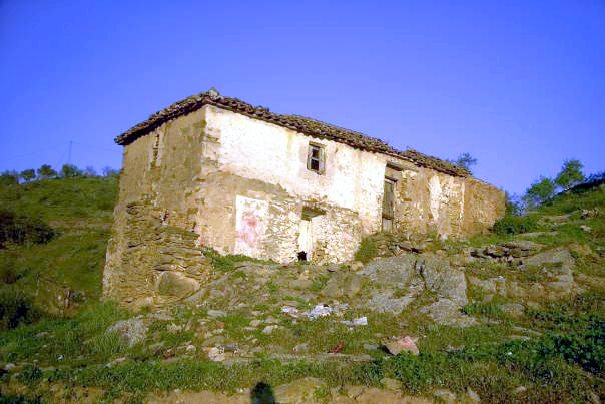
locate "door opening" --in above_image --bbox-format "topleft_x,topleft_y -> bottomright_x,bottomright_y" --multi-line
297,218 -> 313,261
296,206 -> 325,261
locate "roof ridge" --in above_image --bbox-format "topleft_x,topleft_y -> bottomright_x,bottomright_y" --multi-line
115,89 -> 469,177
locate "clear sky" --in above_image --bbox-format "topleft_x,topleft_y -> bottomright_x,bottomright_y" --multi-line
1,1 -> 604,194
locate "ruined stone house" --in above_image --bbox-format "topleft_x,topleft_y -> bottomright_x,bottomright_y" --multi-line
103,88 -> 504,306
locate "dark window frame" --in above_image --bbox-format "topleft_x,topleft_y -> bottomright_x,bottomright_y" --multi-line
307,142 -> 326,174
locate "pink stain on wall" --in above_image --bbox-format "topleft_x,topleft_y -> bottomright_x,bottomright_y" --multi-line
235,195 -> 268,256
236,211 -> 260,246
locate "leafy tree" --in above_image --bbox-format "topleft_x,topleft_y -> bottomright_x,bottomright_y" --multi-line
451,153 -> 478,173
60,164 -> 82,178
102,166 -> 119,177
19,169 -> 36,183
84,166 -> 97,177
37,164 -> 57,179
504,191 -> 522,216
555,159 -> 585,190
0,170 -> 19,186
523,176 -> 556,208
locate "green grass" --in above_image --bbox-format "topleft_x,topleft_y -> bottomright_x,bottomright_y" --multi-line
6,316 -> 600,402
0,177 -> 117,224
354,235 -> 379,263
0,177 -> 117,318
202,248 -> 275,272
0,301 -> 125,366
1,292 -> 603,402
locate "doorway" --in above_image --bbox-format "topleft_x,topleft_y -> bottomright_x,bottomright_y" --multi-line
382,178 -> 396,232
297,219 -> 313,261
297,206 -> 324,261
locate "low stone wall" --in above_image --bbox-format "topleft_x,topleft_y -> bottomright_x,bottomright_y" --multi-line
103,200 -> 212,308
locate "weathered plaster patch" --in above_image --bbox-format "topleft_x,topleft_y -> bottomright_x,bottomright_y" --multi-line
429,175 -> 443,222
234,195 -> 268,258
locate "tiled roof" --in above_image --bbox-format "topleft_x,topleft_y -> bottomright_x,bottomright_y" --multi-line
115,89 -> 469,176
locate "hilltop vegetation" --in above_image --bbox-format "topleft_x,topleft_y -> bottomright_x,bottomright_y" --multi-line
0,165 -> 604,402
0,171 -> 118,324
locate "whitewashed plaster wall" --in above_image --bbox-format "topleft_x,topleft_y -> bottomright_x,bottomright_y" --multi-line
203,105 -> 387,235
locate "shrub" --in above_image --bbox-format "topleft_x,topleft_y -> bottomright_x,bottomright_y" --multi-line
536,317 -> 605,374
37,164 -> 57,179
462,302 -> 504,318
555,159 -> 585,191
0,209 -> 55,248
523,176 -> 557,209
60,164 -> 83,178
0,170 -> 19,186
0,258 -> 23,284
19,169 -> 36,183
16,364 -> 43,384
0,287 -> 41,330
354,236 -> 378,264
492,214 -> 538,235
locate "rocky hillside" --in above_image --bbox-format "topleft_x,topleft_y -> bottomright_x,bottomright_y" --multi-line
1,178 -> 604,403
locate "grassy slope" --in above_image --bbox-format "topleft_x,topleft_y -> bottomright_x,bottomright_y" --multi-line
0,177 -> 117,308
0,178 -> 604,402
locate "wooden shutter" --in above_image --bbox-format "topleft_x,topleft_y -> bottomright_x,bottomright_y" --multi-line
382,179 -> 395,220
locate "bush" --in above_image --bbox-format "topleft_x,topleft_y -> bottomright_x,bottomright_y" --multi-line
492,214 -> 538,235
0,209 -> 55,248
16,364 -> 43,385
535,316 -> 605,374
0,258 -> 23,284
0,170 -> 19,186
354,236 -> 378,264
0,287 -> 41,330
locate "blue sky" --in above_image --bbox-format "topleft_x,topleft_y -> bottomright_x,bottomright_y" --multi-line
1,1 -> 604,194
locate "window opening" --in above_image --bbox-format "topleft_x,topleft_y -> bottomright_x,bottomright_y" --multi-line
307,143 -> 325,173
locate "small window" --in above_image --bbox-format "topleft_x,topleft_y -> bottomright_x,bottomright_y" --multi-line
307,143 -> 325,174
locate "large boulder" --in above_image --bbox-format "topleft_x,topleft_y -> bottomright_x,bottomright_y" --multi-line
358,255 -> 471,321
273,377 -> 327,403
365,291 -> 417,314
107,318 -> 147,347
420,298 -> 476,327
321,272 -> 362,299
418,255 -> 468,306
524,248 -> 574,271
359,256 -> 417,286
525,248 -> 576,297
156,271 -> 200,298
359,255 -> 424,314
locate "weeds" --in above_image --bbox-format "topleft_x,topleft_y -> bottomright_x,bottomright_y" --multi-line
492,214 -> 538,235
354,236 -> 378,263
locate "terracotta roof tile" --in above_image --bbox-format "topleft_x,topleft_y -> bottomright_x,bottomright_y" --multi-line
115,89 -> 469,176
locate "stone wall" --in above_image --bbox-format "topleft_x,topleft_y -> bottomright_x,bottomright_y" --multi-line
462,177 -> 506,235
103,109 -> 213,307
381,162 -> 504,238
